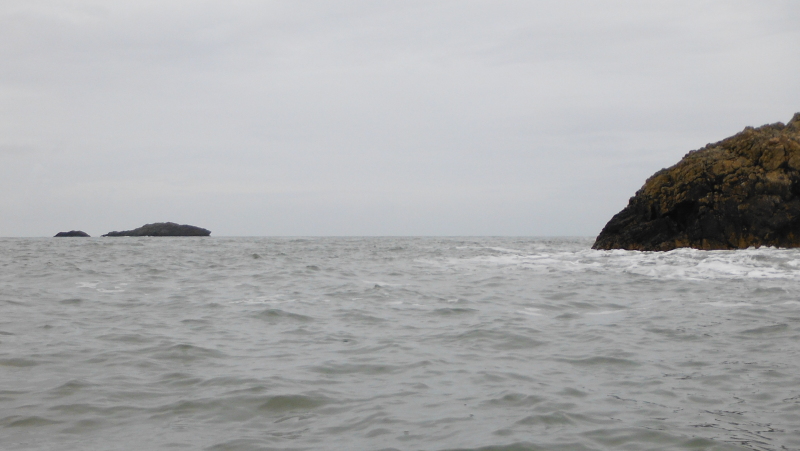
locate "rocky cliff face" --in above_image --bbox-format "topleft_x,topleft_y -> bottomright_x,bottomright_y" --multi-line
103,222 -> 211,237
593,113 -> 800,251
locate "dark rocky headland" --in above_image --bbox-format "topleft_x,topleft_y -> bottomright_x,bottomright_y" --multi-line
54,230 -> 90,237
102,222 -> 211,237
594,113 -> 800,251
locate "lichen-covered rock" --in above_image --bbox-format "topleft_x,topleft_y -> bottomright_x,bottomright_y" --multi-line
54,230 -> 90,237
593,113 -> 800,251
102,222 -> 211,237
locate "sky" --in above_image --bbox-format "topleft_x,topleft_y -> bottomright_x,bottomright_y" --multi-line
1,1 -> 798,237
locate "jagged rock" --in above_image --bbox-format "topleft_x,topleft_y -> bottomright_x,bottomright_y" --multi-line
54,230 -> 90,237
594,113 -> 800,251
102,222 -> 211,237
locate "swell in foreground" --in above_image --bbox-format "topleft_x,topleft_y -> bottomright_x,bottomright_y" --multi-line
1,237 -> 798,450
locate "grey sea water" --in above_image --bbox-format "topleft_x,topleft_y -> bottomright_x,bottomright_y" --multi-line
1,237 -> 799,451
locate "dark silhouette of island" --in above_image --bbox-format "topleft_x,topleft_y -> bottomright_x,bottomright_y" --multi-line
54,230 -> 90,237
102,222 -> 211,237
594,112 -> 800,251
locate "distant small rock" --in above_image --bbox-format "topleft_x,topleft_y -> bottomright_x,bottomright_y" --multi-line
54,231 -> 90,237
102,222 -> 211,237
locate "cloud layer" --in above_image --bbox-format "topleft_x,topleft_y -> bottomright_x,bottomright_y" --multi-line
1,1 -> 798,236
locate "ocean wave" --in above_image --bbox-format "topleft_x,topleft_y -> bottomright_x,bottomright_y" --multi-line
436,246 -> 800,280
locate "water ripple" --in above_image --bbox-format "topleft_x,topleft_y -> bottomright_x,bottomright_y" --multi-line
1,237 -> 799,450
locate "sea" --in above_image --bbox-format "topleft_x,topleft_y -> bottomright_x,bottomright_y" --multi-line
1,237 -> 799,451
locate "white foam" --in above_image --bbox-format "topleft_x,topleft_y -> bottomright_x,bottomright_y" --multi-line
433,246 -> 800,281
77,281 -> 127,292
486,247 -> 524,254
518,308 -> 542,316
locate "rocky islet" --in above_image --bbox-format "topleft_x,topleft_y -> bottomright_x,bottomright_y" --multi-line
594,113 -> 800,251
54,230 -> 90,237
102,222 -> 211,237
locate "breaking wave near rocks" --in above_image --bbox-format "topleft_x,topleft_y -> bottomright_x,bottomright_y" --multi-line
1,237 -> 799,450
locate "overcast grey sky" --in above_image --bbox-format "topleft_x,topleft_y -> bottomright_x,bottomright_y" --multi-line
1,1 -> 798,236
